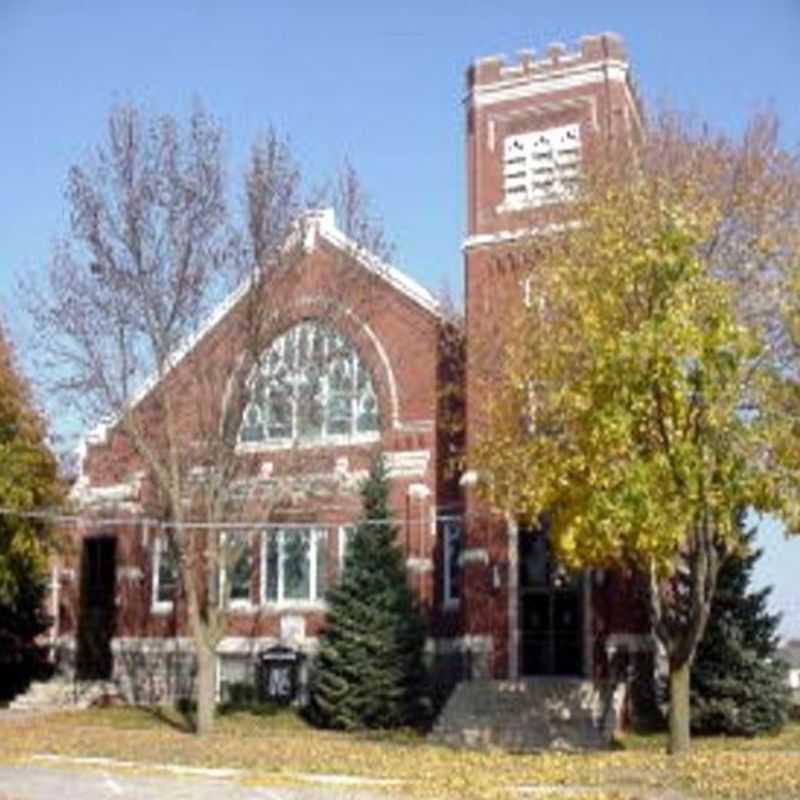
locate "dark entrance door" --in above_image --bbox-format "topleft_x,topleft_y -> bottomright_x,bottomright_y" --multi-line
76,536 -> 117,680
519,530 -> 584,676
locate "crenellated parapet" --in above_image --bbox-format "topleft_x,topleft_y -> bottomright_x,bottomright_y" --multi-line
467,32 -> 628,92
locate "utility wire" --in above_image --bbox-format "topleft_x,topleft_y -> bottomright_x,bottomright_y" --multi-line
0,505 -> 471,531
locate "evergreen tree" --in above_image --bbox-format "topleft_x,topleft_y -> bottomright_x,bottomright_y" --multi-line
0,569 -> 52,701
0,325 -> 60,699
308,454 -> 428,729
690,515 -> 790,735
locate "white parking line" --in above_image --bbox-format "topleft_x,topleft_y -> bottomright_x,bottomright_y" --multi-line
102,773 -> 124,796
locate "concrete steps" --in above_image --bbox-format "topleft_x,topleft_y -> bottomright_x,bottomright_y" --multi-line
430,678 -> 622,751
8,678 -> 121,712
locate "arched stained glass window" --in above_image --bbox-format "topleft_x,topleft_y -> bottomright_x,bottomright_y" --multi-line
239,321 -> 380,445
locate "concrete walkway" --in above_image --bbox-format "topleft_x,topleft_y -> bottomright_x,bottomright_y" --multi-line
0,762 -> 397,800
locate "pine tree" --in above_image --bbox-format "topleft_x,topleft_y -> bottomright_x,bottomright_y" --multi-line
308,454 -> 428,729
690,515 -> 790,735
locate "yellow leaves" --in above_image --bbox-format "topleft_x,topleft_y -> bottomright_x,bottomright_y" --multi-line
2,709 -> 799,799
471,156 -> 790,576
677,750 -> 800,799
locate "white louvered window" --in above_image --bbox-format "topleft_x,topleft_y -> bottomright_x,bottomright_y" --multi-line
503,124 -> 581,209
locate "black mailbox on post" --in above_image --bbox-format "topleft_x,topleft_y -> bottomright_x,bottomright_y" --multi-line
259,645 -> 304,704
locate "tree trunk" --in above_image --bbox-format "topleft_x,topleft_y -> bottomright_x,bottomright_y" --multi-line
668,660 -> 691,755
195,638 -> 217,736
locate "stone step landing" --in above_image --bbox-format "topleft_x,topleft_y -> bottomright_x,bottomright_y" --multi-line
430,678 -> 622,751
8,678 -> 121,712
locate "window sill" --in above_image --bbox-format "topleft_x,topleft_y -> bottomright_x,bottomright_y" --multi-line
263,601 -> 328,613
152,601 -> 328,615
226,602 -> 259,614
496,193 -> 576,214
236,431 -> 379,454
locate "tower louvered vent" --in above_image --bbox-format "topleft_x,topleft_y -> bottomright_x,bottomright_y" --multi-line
503,123 -> 581,208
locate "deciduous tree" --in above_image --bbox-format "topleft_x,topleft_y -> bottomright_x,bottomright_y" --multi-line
472,112 -> 800,754
24,103 -> 388,734
0,325 -> 60,601
0,325 -> 61,696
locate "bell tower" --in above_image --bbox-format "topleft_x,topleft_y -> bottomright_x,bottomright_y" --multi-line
464,33 -> 640,245
462,32 -> 642,453
459,34 -> 642,679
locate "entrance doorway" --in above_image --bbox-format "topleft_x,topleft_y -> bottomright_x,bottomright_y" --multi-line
518,530 -> 584,676
76,536 -> 117,680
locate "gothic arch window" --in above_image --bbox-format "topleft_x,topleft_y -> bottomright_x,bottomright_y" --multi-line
239,320 -> 380,446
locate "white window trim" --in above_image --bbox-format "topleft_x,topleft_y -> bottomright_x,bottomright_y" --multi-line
260,527 -> 328,610
151,535 -> 176,614
441,516 -> 463,609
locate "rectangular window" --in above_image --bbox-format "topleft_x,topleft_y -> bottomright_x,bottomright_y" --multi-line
152,534 -> 178,612
283,530 -> 311,600
220,532 -> 254,607
230,551 -> 253,602
316,531 -> 328,597
265,531 -> 280,602
441,518 -> 462,606
261,528 -> 327,605
338,524 -> 355,572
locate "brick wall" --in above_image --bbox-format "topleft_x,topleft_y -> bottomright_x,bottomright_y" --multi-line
58,212 -> 460,669
460,34 -> 649,680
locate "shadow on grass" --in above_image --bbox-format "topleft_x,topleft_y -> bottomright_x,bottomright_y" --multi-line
353,727 -> 429,748
82,699 -> 316,735
218,701 -> 297,719
81,701 -> 437,742
147,698 -> 305,732
612,715 -> 668,751
149,698 -> 293,732
143,703 -> 195,733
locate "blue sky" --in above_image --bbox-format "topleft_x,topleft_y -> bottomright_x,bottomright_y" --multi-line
1,1 -> 799,637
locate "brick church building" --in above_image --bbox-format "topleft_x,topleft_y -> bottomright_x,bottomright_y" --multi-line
51,33 -> 653,733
